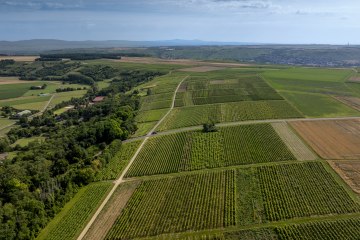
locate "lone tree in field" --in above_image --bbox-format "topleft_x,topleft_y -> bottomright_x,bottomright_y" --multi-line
203,121 -> 218,133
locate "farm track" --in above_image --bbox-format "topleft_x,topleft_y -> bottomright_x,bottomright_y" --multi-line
76,75 -> 189,240
125,116 -> 360,143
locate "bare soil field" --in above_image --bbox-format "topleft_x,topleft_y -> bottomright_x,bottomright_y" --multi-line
83,181 -> 140,240
0,56 -> 38,62
328,160 -> 360,194
348,76 -> 360,83
0,77 -> 29,85
179,66 -> 225,72
334,96 -> 360,111
117,57 -> 251,67
271,122 -> 317,160
291,119 -> 360,160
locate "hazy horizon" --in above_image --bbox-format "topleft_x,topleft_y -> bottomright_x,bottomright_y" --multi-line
1,0 -> 359,45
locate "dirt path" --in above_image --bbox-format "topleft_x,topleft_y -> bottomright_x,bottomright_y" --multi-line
271,122 -> 317,160
76,75 -> 189,240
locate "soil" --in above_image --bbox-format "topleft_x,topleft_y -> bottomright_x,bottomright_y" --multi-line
334,96 -> 360,111
291,120 -> 360,160
179,66 -> 225,72
83,181 -> 140,240
271,122 -> 317,160
0,56 -> 38,62
328,160 -> 360,194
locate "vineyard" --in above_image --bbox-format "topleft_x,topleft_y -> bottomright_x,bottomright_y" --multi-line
95,141 -> 142,181
175,75 -> 283,107
37,182 -> 112,240
157,100 -> 303,131
106,170 -> 236,239
179,217 -> 360,240
257,162 -> 360,221
126,124 -> 295,177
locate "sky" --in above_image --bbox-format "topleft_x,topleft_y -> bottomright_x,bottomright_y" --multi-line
0,0 -> 359,44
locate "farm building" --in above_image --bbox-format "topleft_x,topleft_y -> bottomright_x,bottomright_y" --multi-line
15,110 -> 32,117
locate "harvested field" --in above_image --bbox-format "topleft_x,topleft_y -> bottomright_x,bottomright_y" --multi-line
83,181 -> 140,240
329,160 -> 360,194
348,76 -> 360,83
291,120 -> 360,160
117,57 -> 251,67
271,122 -> 317,160
0,77 -> 29,85
334,96 -> 360,111
179,66 -> 224,72
0,56 -> 38,62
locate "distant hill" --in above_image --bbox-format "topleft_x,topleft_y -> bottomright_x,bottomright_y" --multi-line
0,39 -> 258,54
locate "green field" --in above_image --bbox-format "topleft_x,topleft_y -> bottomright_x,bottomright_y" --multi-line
133,121 -> 157,137
49,90 -> 87,107
106,170 -> 236,239
106,162 -> 359,239
175,74 -> 283,107
0,118 -> 15,128
95,141 -> 142,181
262,68 -> 352,83
182,217 -> 360,240
126,124 -> 295,177
281,91 -> 360,117
12,136 -> 46,147
157,101 -> 303,131
36,182 -> 112,240
135,109 -> 169,123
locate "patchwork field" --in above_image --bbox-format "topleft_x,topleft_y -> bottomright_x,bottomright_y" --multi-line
329,160 -> 360,194
126,124 -> 295,177
157,100 -> 303,131
103,162 -> 359,239
334,96 -> 360,112
291,119 -> 360,160
281,91 -> 360,117
175,73 -> 282,107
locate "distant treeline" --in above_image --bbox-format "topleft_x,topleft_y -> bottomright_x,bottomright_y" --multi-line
37,52 -> 149,61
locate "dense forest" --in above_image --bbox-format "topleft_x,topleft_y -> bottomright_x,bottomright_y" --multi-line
0,64 -> 164,239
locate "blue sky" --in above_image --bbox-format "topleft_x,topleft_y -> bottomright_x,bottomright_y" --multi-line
0,0 -> 359,44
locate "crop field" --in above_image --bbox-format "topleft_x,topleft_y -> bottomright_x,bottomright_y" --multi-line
179,66 -> 225,72
188,217 -> 360,240
157,100 -> 303,131
106,170 -> 236,239
262,68 -> 352,83
175,73 -> 283,107
334,96 -> 360,111
37,182 -> 112,240
126,124 -> 295,177
280,92 -> 359,117
291,119 -> 360,159
328,160 -> 360,194
0,118 -> 15,128
133,121 -> 157,137
105,162 -> 359,239
271,122 -> 317,160
135,109 -> 169,123
257,162 -> 359,221
95,141 -> 142,181
49,90 -> 87,106
83,181 -> 140,240
0,82 -> 41,100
